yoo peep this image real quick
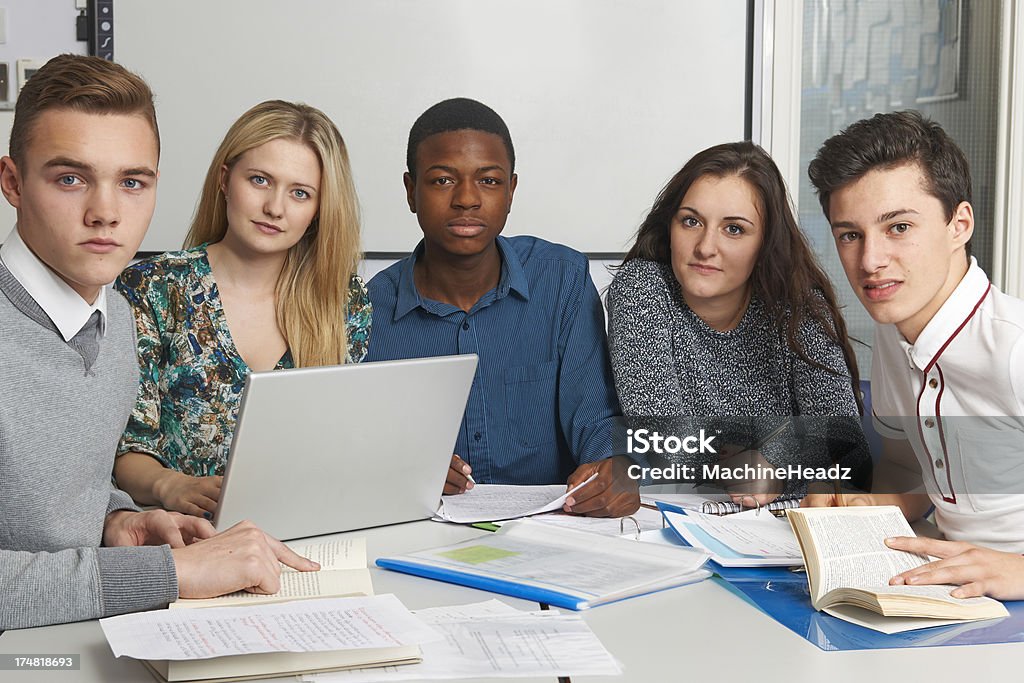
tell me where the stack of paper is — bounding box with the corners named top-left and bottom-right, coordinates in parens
top-left (304, 600), bottom-right (621, 681)
top-left (100, 594), bottom-right (438, 682)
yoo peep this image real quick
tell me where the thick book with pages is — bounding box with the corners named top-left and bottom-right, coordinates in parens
top-left (787, 506), bottom-right (1008, 633)
top-left (146, 539), bottom-right (416, 682)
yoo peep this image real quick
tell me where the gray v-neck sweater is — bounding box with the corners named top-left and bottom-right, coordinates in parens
top-left (0, 260), bottom-right (177, 630)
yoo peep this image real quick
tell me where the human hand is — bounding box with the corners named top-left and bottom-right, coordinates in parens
top-left (103, 509), bottom-right (216, 548)
top-left (886, 536), bottom-right (1024, 600)
top-left (172, 521), bottom-right (320, 598)
top-left (715, 448), bottom-right (784, 506)
top-left (563, 456), bottom-right (640, 517)
top-left (443, 454), bottom-right (474, 495)
top-left (153, 471), bottom-right (223, 517)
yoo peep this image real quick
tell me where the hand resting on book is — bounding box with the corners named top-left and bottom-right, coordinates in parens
top-left (886, 536), bottom-right (1024, 601)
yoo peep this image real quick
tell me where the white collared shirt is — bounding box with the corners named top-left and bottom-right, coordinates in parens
top-left (871, 257), bottom-right (1024, 552)
top-left (0, 226), bottom-right (108, 341)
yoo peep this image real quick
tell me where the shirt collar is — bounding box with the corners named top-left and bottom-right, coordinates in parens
top-left (0, 226), bottom-right (108, 341)
top-left (393, 236), bottom-right (531, 321)
top-left (903, 256), bottom-right (990, 370)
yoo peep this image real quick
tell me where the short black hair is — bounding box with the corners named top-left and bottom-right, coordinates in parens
top-left (808, 110), bottom-right (972, 223)
top-left (406, 98), bottom-right (515, 177)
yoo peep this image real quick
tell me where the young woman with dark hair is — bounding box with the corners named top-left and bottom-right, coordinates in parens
top-left (608, 141), bottom-right (868, 504)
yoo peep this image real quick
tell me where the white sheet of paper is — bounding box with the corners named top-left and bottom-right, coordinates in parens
top-left (435, 474), bottom-right (597, 523)
top-left (100, 595), bottom-right (437, 661)
top-left (527, 505), bottom-right (664, 537)
top-left (639, 492), bottom-right (722, 510)
top-left (302, 600), bottom-right (621, 681)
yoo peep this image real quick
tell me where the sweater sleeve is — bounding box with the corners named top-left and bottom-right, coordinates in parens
top-left (0, 544), bottom-right (178, 630)
top-left (106, 482), bottom-right (141, 515)
top-left (606, 260), bottom-right (684, 417)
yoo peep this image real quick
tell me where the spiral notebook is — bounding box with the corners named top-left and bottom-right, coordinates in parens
top-left (699, 494), bottom-right (802, 517)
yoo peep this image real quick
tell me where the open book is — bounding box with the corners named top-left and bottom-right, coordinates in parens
top-left (787, 506), bottom-right (1009, 633)
top-left (171, 538), bottom-right (373, 609)
top-left (147, 539), bottom-right (412, 681)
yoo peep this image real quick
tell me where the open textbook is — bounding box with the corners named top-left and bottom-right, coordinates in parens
top-left (434, 474), bottom-right (597, 523)
top-left (377, 518), bottom-right (711, 609)
top-left (100, 595), bottom-right (435, 682)
top-left (172, 538), bottom-right (373, 609)
top-left (787, 506), bottom-right (1009, 633)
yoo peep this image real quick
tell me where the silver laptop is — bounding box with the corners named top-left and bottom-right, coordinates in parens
top-left (213, 354), bottom-right (478, 540)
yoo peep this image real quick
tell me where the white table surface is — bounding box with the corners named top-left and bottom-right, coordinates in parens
top-left (0, 520), bottom-right (555, 683)
top-left (4, 517), bottom-right (1022, 683)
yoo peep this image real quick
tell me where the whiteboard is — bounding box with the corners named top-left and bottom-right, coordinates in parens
top-left (116, 0), bottom-right (749, 255)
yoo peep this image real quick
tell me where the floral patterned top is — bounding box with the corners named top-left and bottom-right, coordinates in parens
top-left (114, 245), bottom-right (371, 476)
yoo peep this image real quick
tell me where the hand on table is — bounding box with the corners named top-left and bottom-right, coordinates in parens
top-left (563, 455), bottom-right (640, 517)
top-left (172, 521), bottom-right (320, 598)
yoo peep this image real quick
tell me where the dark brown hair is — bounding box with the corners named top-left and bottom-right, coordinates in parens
top-left (623, 141), bottom-right (863, 412)
top-left (808, 110), bottom-right (971, 256)
top-left (9, 54), bottom-right (159, 164)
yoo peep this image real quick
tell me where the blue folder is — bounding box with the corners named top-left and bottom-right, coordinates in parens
top-left (653, 502), bottom-right (1024, 650)
top-left (720, 574), bottom-right (1024, 651)
top-left (375, 555), bottom-right (710, 611)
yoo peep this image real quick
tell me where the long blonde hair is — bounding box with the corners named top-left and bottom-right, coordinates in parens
top-left (185, 100), bottom-right (361, 367)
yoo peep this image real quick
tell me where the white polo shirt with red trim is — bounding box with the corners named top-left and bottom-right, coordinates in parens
top-left (871, 258), bottom-right (1024, 552)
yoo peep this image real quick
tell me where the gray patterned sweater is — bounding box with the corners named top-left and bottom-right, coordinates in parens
top-left (0, 261), bottom-right (177, 630)
top-left (606, 259), bottom-right (868, 479)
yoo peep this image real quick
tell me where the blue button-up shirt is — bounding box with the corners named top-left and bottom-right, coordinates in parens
top-left (366, 235), bottom-right (621, 485)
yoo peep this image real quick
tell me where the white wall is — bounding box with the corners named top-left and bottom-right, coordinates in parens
top-left (0, 0), bottom-right (87, 232)
top-left (115, 0), bottom-right (749, 255)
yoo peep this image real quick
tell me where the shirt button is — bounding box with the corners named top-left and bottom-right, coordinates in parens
top-left (929, 378), bottom-right (939, 389)
top-left (924, 418), bottom-right (935, 428)
top-left (463, 322), bottom-right (470, 331)
top-left (474, 432), bottom-right (482, 442)
top-left (935, 459), bottom-right (944, 469)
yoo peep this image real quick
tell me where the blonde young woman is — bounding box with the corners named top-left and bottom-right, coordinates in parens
top-left (113, 100), bottom-right (371, 517)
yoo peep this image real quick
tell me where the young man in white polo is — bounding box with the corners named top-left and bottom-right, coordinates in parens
top-left (806, 110), bottom-right (1024, 600)
top-left (0, 54), bottom-right (316, 631)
